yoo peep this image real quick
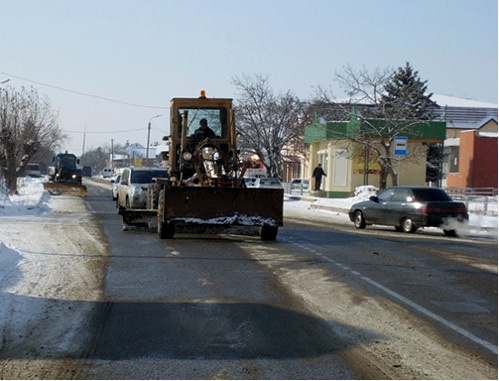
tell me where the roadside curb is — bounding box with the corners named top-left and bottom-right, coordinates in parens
top-left (310, 204), bottom-right (350, 214)
top-left (84, 176), bottom-right (112, 186)
top-left (285, 194), bottom-right (350, 215)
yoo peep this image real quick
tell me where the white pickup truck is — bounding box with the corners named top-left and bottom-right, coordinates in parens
top-left (116, 167), bottom-right (170, 210)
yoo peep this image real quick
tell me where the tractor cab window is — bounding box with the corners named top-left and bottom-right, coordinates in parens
top-left (58, 155), bottom-right (76, 167)
top-left (176, 108), bottom-right (228, 139)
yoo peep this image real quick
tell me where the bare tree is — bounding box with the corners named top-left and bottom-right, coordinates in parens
top-left (232, 74), bottom-right (306, 179)
top-left (80, 143), bottom-right (130, 174)
top-left (80, 146), bottom-right (109, 174)
top-left (334, 64), bottom-right (392, 107)
top-left (315, 63), bottom-right (435, 189)
top-left (0, 86), bottom-right (64, 193)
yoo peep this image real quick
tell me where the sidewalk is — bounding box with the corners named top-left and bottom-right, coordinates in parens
top-left (285, 193), bottom-right (350, 214)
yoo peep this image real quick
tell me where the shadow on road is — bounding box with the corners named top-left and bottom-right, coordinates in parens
top-left (0, 294), bottom-right (383, 361)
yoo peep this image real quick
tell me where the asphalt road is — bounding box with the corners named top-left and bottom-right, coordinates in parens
top-left (80, 178), bottom-right (497, 379)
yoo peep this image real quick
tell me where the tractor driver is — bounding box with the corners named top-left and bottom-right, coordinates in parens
top-left (192, 118), bottom-right (216, 139)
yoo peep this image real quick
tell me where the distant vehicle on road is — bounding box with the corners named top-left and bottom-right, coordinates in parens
top-left (111, 174), bottom-right (121, 201)
top-left (43, 152), bottom-right (86, 196)
top-left (348, 186), bottom-right (469, 236)
top-left (25, 163), bottom-right (41, 177)
top-left (82, 166), bottom-right (92, 177)
top-left (117, 167), bottom-right (170, 210)
top-left (103, 167), bottom-right (113, 178)
top-left (254, 177), bottom-right (283, 189)
top-left (290, 178), bottom-right (309, 193)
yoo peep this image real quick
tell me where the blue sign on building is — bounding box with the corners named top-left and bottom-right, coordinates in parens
top-left (394, 136), bottom-right (408, 155)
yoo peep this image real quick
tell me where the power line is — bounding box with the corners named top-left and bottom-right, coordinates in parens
top-left (65, 127), bottom-right (148, 134)
top-left (0, 70), bottom-right (168, 110)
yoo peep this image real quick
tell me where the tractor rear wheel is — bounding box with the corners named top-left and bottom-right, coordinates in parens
top-left (260, 226), bottom-right (278, 241)
top-left (158, 221), bottom-right (175, 239)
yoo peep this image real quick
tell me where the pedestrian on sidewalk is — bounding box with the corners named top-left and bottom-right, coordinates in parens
top-left (312, 163), bottom-right (326, 191)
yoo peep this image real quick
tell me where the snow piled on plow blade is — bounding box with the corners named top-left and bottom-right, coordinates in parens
top-left (42, 182), bottom-right (87, 197)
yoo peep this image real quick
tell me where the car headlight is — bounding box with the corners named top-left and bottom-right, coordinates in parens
top-left (183, 152), bottom-right (192, 161)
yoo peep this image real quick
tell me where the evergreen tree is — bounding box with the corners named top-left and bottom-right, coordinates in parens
top-left (381, 62), bottom-right (436, 120)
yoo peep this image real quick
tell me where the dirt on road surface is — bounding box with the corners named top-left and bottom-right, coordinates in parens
top-left (238, 237), bottom-right (497, 379)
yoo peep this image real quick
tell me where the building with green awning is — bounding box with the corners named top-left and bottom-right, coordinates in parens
top-left (304, 113), bottom-right (446, 197)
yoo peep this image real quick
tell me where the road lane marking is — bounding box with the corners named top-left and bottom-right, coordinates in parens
top-left (358, 275), bottom-right (498, 355)
top-left (292, 241), bottom-right (498, 355)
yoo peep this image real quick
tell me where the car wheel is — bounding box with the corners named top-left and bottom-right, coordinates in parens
top-left (443, 229), bottom-right (457, 237)
top-left (353, 210), bottom-right (366, 229)
top-left (401, 217), bottom-right (417, 233)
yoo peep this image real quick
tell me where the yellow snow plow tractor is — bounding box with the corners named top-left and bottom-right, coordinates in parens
top-left (120, 91), bottom-right (284, 240)
top-left (43, 152), bottom-right (87, 197)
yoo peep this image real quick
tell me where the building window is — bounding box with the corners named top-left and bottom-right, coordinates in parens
top-left (445, 146), bottom-right (459, 174)
top-left (333, 149), bottom-right (348, 186)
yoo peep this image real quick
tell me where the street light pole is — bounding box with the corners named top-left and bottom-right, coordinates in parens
top-left (147, 114), bottom-right (162, 166)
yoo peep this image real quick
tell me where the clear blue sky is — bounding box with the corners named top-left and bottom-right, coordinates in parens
top-left (1, 0), bottom-right (497, 155)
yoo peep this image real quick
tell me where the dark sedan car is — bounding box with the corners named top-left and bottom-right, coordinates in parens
top-left (348, 186), bottom-right (468, 236)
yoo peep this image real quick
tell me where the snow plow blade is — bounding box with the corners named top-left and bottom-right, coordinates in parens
top-left (121, 209), bottom-right (157, 231)
top-left (42, 182), bottom-right (87, 197)
top-left (158, 187), bottom-right (284, 240)
top-left (161, 187), bottom-right (283, 225)
top-left (120, 187), bottom-right (284, 240)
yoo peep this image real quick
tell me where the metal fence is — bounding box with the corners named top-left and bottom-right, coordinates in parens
top-left (444, 187), bottom-right (498, 197)
top-left (444, 187), bottom-right (498, 216)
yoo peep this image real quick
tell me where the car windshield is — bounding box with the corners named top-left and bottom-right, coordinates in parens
top-left (131, 170), bottom-right (168, 184)
top-left (260, 178), bottom-right (280, 186)
top-left (411, 188), bottom-right (452, 202)
top-left (176, 107), bottom-right (228, 138)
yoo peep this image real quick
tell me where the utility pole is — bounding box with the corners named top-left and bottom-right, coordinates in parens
top-left (81, 124), bottom-right (86, 156)
top-left (147, 114), bottom-right (162, 167)
top-left (111, 139), bottom-right (114, 170)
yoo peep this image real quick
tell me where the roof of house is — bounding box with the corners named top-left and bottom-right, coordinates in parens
top-left (313, 95), bottom-right (498, 132)
top-left (431, 94), bottom-right (497, 108)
